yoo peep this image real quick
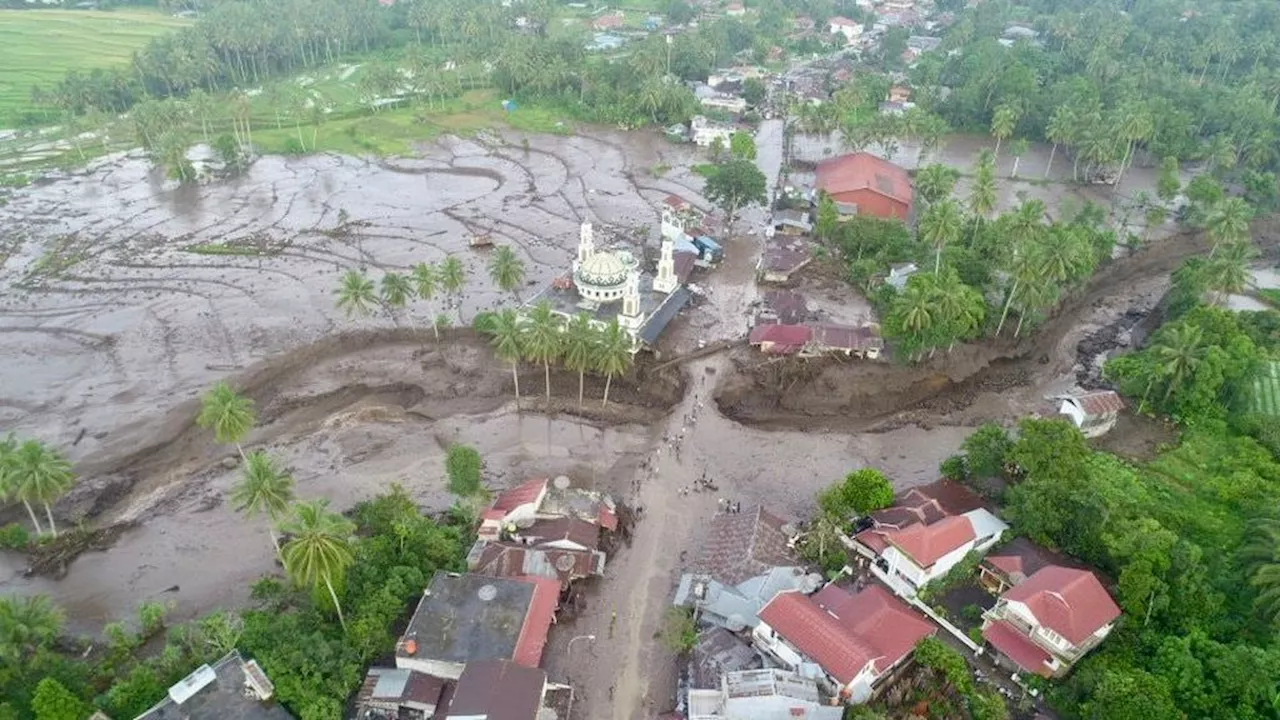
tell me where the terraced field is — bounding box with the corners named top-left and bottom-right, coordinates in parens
top-left (0, 9), bottom-right (190, 126)
top-left (1253, 360), bottom-right (1280, 416)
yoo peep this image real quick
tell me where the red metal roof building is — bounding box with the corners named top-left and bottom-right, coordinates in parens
top-left (755, 585), bottom-right (935, 702)
top-left (815, 153), bottom-right (913, 220)
top-left (982, 566), bottom-right (1121, 678)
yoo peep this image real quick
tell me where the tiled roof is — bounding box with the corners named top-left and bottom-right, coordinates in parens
top-left (691, 506), bottom-right (798, 586)
top-left (469, 541), bottom-right (602, 583)
top-left (1069, 390), bottom-right (1125, 417)
top-left (1004, 567), bottom-right (1120, 645)
top-left (816, 153), bottom-right (913, 206)
top-left (763, 290), bottom-right (807, 324)
top-left (513, 576), bottom-right (561, 668)
top-left (983, 537), bottom-right (1057, 586)
top-left (749, 324), bottom-right (812, 352)
top-left (759, 586), bottom-right (934, 684)
top-left (673, 251), bottom-right (698, 284)
top-left (520, 517), bottom-right (601, 550)
top-left (884, 515), bottom-right (975, 568)
top-left (904, 479), bottom-right (986, 516)
top-left (488, 478), bottom-right (548, 517)
top-left (983, 620), bottom-right (1054, 678)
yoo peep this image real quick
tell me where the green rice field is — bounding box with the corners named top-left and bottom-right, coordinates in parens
top-left (1252, 360), bottom-right (1280, 416)
top-left (0, 9), bottom-right (190, 126)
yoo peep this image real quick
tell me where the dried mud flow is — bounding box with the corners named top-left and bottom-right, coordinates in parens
top-left (716, 214), bottom-right (1280, 433)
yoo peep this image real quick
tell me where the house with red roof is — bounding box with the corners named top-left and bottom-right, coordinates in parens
top-left (753, 584), bottom-right (936, 703)
top-left (478, 476), bottom-right (618, 542)
top-left (851, 480), bottom-right (1007, 594)
top-left (396, 572), bottom-right (560, 680)
top-left (981, 566), bottom-right (1121, 678)
top-left (815, 153), bottom-right (913, 221)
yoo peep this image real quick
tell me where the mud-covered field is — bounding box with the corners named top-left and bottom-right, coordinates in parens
top-left (1, 123), bottom-right (1269, 720)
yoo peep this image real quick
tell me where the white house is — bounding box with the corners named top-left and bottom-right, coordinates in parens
top-left (854, 507), bottom-right (1008, 595)
top-left (828, 16), bottom-right (863, 43)
top-left (1057, 389), bottom-right (1124, 437)
top-left (982, 566), bottom-right (1121, 678)
top-left (754, 585), bottom-right (935, 703)
top-left (688, 669), bottom-right (843, 719)
top-left (691, 115), bottom-right (735, 147)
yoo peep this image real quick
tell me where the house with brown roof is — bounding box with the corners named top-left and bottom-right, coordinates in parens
top-left (356, 660), bottom-right (573, 720)
top-left (1056, 389), bottom-right (1123, 437)
top-left (978, 537), bottom-right (1061, 595)
top-left (982, 566), bottom-right (1121, 678)
top-left (748, 323), bottom-right (883, 359)
top-left (395, 572), bottom-right (560, 680)
top-left (753, 584), bottom-right (936, 703)
top-left (815, 153), bottom-right (913, 221)
top-left (758, 238), bottom-right (813, 284)
top-left (673, 507), bottom-right (822, 631)
top-left (475, 475), bottom-right (617, 566)
top-left (467, 541), bottom-right (606, 585)
top-left (851, 481), bottom-right (1007, 594)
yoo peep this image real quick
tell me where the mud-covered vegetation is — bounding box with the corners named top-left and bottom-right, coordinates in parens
top-left (0, 486), bottom-right (470, 720)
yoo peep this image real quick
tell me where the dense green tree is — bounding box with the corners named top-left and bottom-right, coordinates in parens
top-left (920, 198), bottom-right (964, 273)
top-left (818, 468), bottom-right (895, 519)
top-left (729, 131), bottom-right (757, 161)
top-left (703, 159), bottom-right (767, 226)
top-left (0, 595), bottom-right (64, 662)
top-left (961, 423), bottom-right (1013, 479)
top-left (444, 444), bottom-right (483, 497)
top-left (915, 163), bottom-right (960, 205)
top-left (31, 677), bottom-right (88, 720)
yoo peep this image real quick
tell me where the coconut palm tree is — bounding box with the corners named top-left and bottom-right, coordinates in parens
top-left (1045, 105), bottom-right (1075, 179)
top-left (410, 262), bottom-right (441, 339)
top-left (439, 255), bottom-right (467, 322)
top-left (1200, 241), bottom-right (1255, 305)
top-left (1153, 323), bottom-right (1206, 401)
top-left (231, 451), bottom-right (295, 556)
top-left (334, 268), bottom-right (378, 318)
top-left (596, 319), bottom-right (634, 409)
top-left (1243, 517), bottom-right (1280, 625)
top-left (484, 308), bottom-right (525, 406)
top-left (931, 270), bottom-right (985, 352)
top-left (893, 280), bottom-right (935, 360)
top-left (10, 440), bottom-right (76, 539)
top-left (1009, 138), bottom-right (1030, 178)
top-left (914, 164), bottom-right (959, 207)
top-left (1205, 197), bottom-right (1253, 254)
top-left (523, 302), bottom-right (563, 406)
top-left (920, 198), bottom-right (963, 274)
top-left (196, 381), bottom-right (257, 459)
top-left (990, 104), bottom-right (1020, 159)
top-left (995, 243), bottom-right (1041, 337)
top-left (968, 151), bottom-right (998, 230)
top-left (562, 313), bottom-right (599, 408)
top-left (379, 271), bottom-right (415, 326)
top-left (0, 595), bottom-right (65, 662)
top-left (0, 434), bottom-right (39, 535)
top-left (488, 245), bottom-right (526, 302)
top-left (279, 499), bottom-right (356, 632)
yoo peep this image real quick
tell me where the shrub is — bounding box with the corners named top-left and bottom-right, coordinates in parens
top-left (0, 523), bottom-right (31, 550)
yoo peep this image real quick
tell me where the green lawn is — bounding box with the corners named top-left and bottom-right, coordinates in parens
top-left (0, 9), bottom-right (190, 126)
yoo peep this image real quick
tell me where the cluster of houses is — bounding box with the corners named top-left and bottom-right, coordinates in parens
top-left (139, 476), bottom-right (619, 720)
top-left (669, 479), bottom-right (1124, 716)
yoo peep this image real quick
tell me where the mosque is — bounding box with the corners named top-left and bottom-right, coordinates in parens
top-left (530, 223), bottom-right (692, 349)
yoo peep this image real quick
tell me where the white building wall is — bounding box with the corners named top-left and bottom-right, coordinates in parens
top-left (724, 694), bottom-right (843, 719)
top-left (394, 656), bottom-right (464, 680)
top-left (752, 622), bottom-right (805, 667)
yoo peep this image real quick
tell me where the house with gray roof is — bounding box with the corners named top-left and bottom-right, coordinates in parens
top-left (674, 507), bottom-right (823, 631)
top-left (135, 650), bottom-right (291, 720)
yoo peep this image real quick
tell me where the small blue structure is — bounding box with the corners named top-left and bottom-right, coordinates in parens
top-left (502, 99), bottom-right (519, 112)
top-left (693, 236), bottom-right (723, 262)
top-left (586, 32), bottom-right (626, 51)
